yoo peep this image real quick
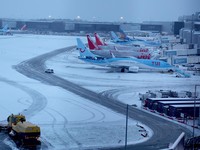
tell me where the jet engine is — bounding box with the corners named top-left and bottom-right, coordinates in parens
top-left (129, 66), bottom-right (139, 73)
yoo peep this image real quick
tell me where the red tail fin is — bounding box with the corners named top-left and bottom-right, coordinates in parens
top-left (94, 33), bottom-right (106, 46)
top-left (86, 35), bottom-right (100, 50)
top-left (20, 24), bottom-right (27, 31)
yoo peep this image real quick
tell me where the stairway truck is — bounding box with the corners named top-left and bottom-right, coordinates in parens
top-left (7, 114), bottom-right (41, 145)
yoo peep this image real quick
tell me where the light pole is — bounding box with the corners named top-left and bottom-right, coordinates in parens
top-left (125, 104), bottom-right (129, 150)
top-left (190, 14), bottom-right (194, 45)
top-left (193, 84), bottom-right (200, 149)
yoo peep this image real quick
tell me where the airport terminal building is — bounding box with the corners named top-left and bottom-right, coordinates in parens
top-left (0, 12), bottom-right (199, 33)
top-left (0, 12), bottom-right (199, 48)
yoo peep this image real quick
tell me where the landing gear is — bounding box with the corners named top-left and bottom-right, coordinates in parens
top-left (121, 68), bottom-right (129, 73)
top-left (168, 69), bottom-right (174, 73)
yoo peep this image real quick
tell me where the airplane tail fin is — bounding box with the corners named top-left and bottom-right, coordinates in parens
top-left (110, 31), bottom-right (120, 42)
top-left (86, 35), bottom-right (100, 50)
top-left (2, 25), bottom-right (8, 32)
top-left (119, 28), bottom-right (127, 39)
top-left (94, 33), bottom-right (106, 46)
top-left (119, 28), bottom-right (131, 41)
top-left (76, 38), bottom-right (97, 58)
top-left (20, 24), bottom-right (27, 31)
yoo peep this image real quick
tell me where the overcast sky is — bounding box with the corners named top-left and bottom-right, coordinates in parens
top-left (1, 0), bottom-right (199, 22)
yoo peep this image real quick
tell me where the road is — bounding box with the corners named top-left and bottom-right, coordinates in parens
top-left (13, 46), bottom-right (192, 150)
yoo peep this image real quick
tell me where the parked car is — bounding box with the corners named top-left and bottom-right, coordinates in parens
top-left (45, 69), bottom-right (54, 73)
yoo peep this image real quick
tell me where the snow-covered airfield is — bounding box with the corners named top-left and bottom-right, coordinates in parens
top-left (0, 34), bottom-right (199, 149)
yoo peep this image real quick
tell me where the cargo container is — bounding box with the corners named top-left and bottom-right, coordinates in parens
top-left (144, 98), bottom-right (194, 109)
top-left (168, 104), bottom-right (200, 118)
top-left (156, 100), bottom-right (200, 113)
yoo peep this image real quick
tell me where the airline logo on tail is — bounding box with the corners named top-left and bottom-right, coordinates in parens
top-left (80, 47), bottom-right (86, 53)
top-left (77, 38), bottom-right (99, 58)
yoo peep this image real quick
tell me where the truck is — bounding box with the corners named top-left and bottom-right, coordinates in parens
top-left (7, 114), bottom-right (41, 146)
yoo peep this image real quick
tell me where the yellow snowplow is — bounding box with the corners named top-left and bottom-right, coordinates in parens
top-left (7, 114), bottom-right (41, 146)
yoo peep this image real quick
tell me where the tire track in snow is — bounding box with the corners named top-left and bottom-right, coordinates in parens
top-left (17, 98), bottom-right (82, 149)
top-left (63, 98), bottom-right (106, 123)
top-left (0, 76), bottom-right (47, 119)
top-left (14, 98), bottom-right (69, 149)
top-left (0, 76), bottom-right (48, 149)
top-left (47, 107), bottom-right (83, 149)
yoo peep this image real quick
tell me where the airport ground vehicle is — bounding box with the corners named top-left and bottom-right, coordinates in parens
top-left (45, 68), bottom-right (54, 73)
top-left (0, 114), bottom-right (41, 147)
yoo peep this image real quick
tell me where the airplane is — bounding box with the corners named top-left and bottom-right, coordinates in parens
top-left (0, 25), bottom-right (12, 35)
top-left (128, 30), bottom-right (161, 42)
top-left (94, 32), bottom-right (152, 55)
top-left (87, 34), bottom-right (151, 59)
top-left (94, 32), bottom-right (142, 51)
top-left (77, 38), bottom-right (179, 73)
top-left (111, 29), bottom-right (161, 47)
top-left (110, 31), bottom-right (132, 44)
top-left (77, 38), bottom-right (190, 78)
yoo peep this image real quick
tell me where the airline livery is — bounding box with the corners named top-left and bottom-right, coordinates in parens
top-left (111, 29), bottom-right (161, 47)
top-left (87, 34), bottom-right (151, 59)
top-left (77, 38), bottom-right (190, 78)
top-left (77, 38), bottom-right (175, 73)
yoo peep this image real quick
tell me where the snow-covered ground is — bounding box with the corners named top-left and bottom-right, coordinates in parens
top-left (0, 34), bottom-right (156, 150)
top-left (48, 48), bottom-right (200, 107)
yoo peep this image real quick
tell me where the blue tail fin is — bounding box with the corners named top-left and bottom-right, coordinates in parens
top-left (2, 24), bottom-right (8, 32)
top-left (119, 28), bottom-right (132, 41)
top-left (110, 31), bottom-right (120, 42)
top-left (119, 28), bottom-right (127, 39)
top-left (76, 38), bottom-right (97, 58)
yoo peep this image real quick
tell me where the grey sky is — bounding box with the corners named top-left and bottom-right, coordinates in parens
top-left (1, 0), bottom-right (200, 22)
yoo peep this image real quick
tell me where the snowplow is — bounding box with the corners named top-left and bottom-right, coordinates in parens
top-left (0, 114), bottom-right (41, 147)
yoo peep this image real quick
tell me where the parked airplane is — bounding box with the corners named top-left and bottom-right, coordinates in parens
top-left (110, 31), bottom-right (132, 44)
top-left (94, 33), bottom-right (151, 54)
top-left (0, 24), bottom-right (27, 35)
top-left (77, 38), bottom-right (176, 73)
top-left (129, 30), bottom-right (161, 42)
top-left (94, 33), bottom-right (130, 49)
top-left (0, 25), bottom-right (12, 35)
top-left (87, 34), bottom-right (151, 59)
top-left (111, 29), bottom-right (161, 47)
